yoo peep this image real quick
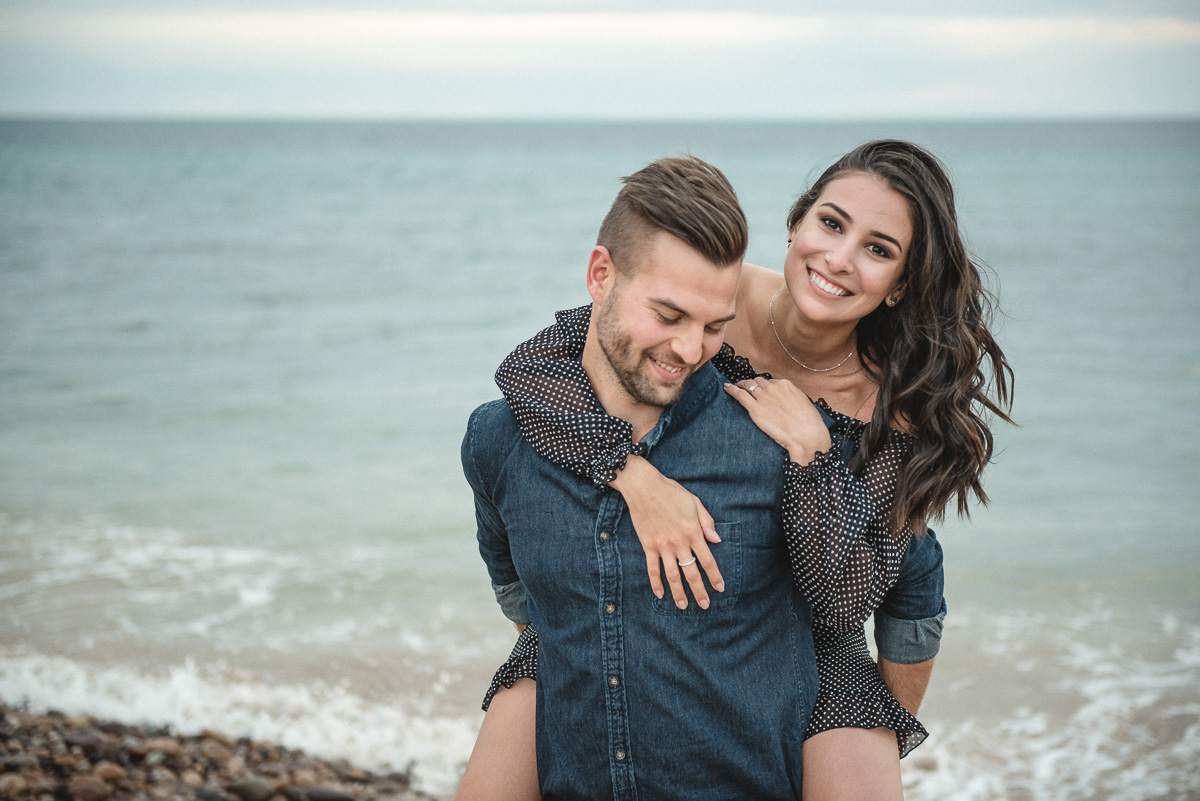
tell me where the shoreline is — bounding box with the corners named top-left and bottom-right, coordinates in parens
top-left (0, 703), bottom-right (439, 801)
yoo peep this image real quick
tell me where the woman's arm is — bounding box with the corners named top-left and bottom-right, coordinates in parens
top-left (724, 377), bottom-right (912, 631)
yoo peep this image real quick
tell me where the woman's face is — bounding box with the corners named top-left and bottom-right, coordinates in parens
top-left (783, 171), bottom-right (913, 328)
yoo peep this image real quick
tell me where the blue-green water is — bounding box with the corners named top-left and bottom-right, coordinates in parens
top-left (2, 120), bottom-right (1198, 797)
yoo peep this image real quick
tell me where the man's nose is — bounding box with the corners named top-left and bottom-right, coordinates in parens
top-left (673, 326), bottom-right (706, 365)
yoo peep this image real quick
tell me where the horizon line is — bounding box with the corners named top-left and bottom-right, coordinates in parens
top-left (3, 112), bottom-right (1198, 125)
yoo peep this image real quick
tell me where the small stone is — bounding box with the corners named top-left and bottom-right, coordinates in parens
top-left (383, 772), bottom-right (410, 787)
top-left (200, 729), bottom-right (237, 748)
top-left (180, 770), bottom-right (205, 788)
top-left (53, 753), bottom-right (79, 768)
top-left (374, 781), bottom-right (407, 797)
top-left (303, 789), bottom-right (356, 801)
top-left (65, 714), bottom-right (93, 729)
top-left (30, 775), bottom-right (60, 794)
top-left (197, 786), bottom-right (233, 801)
top-left (289, 769), bottom-right (317, 788)
top-left (148, 766), bottom-right (177, 785)
top-left (226, 755), bottom-right (247, 777)
top-left (95, 721), bottom-right (133, 737)
top-left (231, 776), bottom-right (274, 801)
top-left (200, 739), bottom-right (232, 762)
top-left (63, 729), bottom-right (105, 750)
top-left (143, 737), bottom-right (183, 757)
top-left (6, 753), bottom-right (40, 770)
top-left (93, 761), bottom-right (127, 783)
top-left (144, 751), bottom-right (166, 767)
top-left (0, 773), bottom-right (29, 797)
top-left (67, 775), bottom-right (111, 801)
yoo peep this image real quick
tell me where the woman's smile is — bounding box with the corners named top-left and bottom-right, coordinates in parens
top-left (808, 268), bottom-right (851, 298)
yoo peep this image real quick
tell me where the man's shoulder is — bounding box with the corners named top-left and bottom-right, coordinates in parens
top-left (461, 399), bottom-right (523, 487)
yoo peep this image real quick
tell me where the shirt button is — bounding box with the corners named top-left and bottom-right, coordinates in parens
top-left (599, 531), bottom-right (611, 541)
top-left (608, 675), bottom-right (620, 687)
top-left (615, 749), bottom-right (626, 761)
top-left (605, 603), bottom-right (616, 614)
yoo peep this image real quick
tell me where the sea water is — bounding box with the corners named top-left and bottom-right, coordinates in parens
top-left (1, 119), bottom-right (1198, 798)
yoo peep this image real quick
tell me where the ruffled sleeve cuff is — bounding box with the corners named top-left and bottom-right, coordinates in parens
top-left (481, 625), bottom-right (540, 711)
top-left (783, 446), bottom-right (844, 486)
top-left (588, 440), bottom-right (648, 488)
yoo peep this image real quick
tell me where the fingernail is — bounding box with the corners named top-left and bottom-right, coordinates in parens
top-left (710, 531), bottom-right (722, 542)
top-left (715, 582), bottom-right (725, 593)
top-left (655, 589), bottom-right (663, 599)
top-left (676, 599), bottom-right (688, 610)
top-left (699, 598), bottom-right (709, 609)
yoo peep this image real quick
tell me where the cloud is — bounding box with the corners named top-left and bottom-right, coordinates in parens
top-left (1, 9), bottom-right (1197, 117)
top-left (7, 11), bottom-right (1198, 67)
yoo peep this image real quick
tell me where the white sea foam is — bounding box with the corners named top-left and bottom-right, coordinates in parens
top-left (0, 654), bottom-right (478, 798)
top-left (902, 608), bottom-right (1200, 801)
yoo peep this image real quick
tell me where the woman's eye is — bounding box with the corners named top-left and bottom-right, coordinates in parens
top-left (868, 243), bottom-right (892, 258)
top-left (821, 217), bottom-right (841, 232)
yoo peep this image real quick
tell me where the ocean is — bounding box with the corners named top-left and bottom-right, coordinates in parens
top-left (1, 119), bottom-right (1198, 799)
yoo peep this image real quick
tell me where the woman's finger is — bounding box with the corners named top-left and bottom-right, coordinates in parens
top-left (692, 497), bottom-right (724, 591)
top-left (660, 559), bottom-right (690, 609)
top-left (644, 552), bottom-right (666, 600)
top-left (678, 556), bottom-right (710, 609)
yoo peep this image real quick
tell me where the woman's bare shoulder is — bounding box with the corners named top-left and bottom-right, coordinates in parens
top-left (735, 263), bottom-right (784, 310)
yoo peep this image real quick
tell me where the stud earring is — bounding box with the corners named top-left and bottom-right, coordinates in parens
top-left (886, 296), bottom-right (899, 307)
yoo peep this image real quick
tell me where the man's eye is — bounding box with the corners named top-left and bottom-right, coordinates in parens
top-left (657, 314), bottom-right (680, 324)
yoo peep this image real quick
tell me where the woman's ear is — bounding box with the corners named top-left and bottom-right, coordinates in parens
top-left (586, 246), bottom-right (618, 303)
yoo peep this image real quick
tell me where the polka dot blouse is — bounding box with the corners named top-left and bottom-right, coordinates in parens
top-left (486, 304), bottom-right (929, 756)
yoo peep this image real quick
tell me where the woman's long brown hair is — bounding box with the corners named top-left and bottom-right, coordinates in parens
top-left (787, 140), bottom-right (1015, 532)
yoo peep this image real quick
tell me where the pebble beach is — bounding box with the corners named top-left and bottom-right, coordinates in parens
top-left (0, 704), bottom-right (435, 801)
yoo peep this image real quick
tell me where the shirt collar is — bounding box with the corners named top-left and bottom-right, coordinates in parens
top-left (637, 362), bottom-right (720, 449)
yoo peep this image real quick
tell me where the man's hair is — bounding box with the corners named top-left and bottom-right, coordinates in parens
top-left (597, 155), bottom-right (747, 272)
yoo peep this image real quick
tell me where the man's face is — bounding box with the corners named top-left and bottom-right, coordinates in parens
top-left (591, 231), bottom-right (740, 412)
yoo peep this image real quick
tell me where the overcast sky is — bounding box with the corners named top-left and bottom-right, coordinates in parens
top-left (2, 0), bottom-right (1198, 119)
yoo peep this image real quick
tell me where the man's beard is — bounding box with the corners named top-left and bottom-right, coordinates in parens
top-left (594, 294), bottom-right (695, 409)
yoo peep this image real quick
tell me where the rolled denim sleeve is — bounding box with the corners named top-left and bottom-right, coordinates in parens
top-left (492, 579), bottom-right (530, 625)
top-left (873, 528), bottom-right (947, 664)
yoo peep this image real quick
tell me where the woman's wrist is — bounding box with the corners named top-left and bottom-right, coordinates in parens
top-left (781, 431), bottom-right (832, 466)
top-left (610, 453), bottom-right (651, 496)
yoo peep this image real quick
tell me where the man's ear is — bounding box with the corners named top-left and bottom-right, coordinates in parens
top-left (586, 246), bottom-right (618, 304)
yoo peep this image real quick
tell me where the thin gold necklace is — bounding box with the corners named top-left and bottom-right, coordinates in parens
top-left (769, 287), bottom-right (856, 373)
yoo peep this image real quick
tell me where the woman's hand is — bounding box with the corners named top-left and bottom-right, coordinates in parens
top-left (723, 378), bottom-right (832, 465)
top-left (610, 455), bottom-right (724, 610)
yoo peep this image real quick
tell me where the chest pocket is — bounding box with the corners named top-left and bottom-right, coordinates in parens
top-left (652, 522), bottom-right (743, 615)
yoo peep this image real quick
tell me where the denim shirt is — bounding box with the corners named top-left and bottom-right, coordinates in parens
top-left (463, 363), bottom-right (818, 800)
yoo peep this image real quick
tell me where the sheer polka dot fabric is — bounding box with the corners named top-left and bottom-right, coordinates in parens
top-left (489, 305), bottom-right (927, 754)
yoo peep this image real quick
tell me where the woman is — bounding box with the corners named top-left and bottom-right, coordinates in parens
top-left (459, 140), bottom-right (1013, 800)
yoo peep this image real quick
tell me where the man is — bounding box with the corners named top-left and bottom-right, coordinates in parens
top-left (461, 156), bottom-right (819, 799)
